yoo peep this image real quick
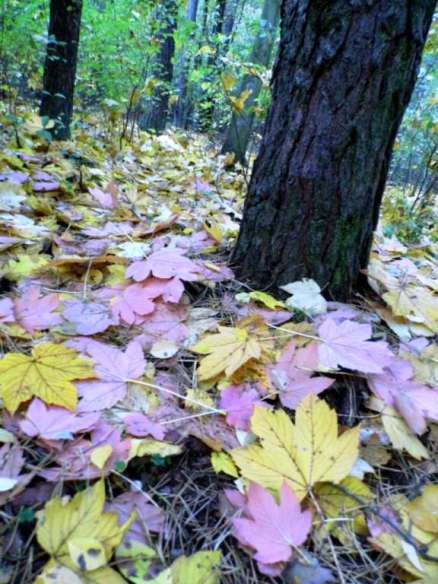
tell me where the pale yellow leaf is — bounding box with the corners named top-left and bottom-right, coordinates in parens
top-left (231, 396), bottom-right (359, 501)
top-left (36, 481), bottom-right (134, 573)
top-left (381, 405), bottom-right (429, 460)
top-left (90, 445), bottom-right (113, 470)
top-left (407, 485), bottom-right (438, 533)
top-left (0, 343), bottom-right (94, 413)
top-left (191, 326), bottom-right (262, 381)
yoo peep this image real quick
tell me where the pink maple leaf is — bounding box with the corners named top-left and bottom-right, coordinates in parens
top-left (19, 399), bottom-right (100, 441)
top-left (63, 300), bottom-right (116, 335)
top-left (124, 413), bottom-right (166, 440)
top-left (219, 385), bottom-right (264, 430)
top-left (77, 341), bottom-right (146, 411)
top-left (39, 421), bottom-right (131, 481)
top-left (126, 248), bottom-right (201, 282)
top-left (269, 342), bottom-right (334, 409)
top-left (233, 482), bottom-right (312, 565)
top-left (83, 221), bottom-right (133, 238)
top-left (0, 443), bottom-right (33, 505)
top-left (14, 286), bottom-right (62, 333)
top-left (107, 492), bottom-right (165, 541)
top-left (368, 358), bottom-right (438, 434)
top-left (88, 186), bottom-right (116, 209)
top-left (0, 298), bottom-right (15, 324)
top-left (135, 302), bottom-right (188, 348)
top-left (140, 277), bottom-right (185, 303)
top-left (318, 317), bottom-right (393, 374)
top-left (111, 284), bottom-right (156, 325)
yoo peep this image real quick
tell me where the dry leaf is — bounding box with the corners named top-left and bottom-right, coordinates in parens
top-left (231, 395), bottom-right (359, 501)
top-left (0, 343), bottom-right (94, 413)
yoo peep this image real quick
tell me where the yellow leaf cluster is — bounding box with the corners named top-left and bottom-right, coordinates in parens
top-left (407, 485), bottom-right (438, 533)
top-left (0, 343), bottom-right (94, 413)
top-left (36, 481), bottom-right (134, 581)
top-left (316, 477), bottom-right (374, 541)
top-left (191, 326), bottom-right (262, 381)
top-left (370, 493), bottom-right (438, 582)
top-left (149, 550), bottom-right (221, 584)
top-left (231, 395), bottom-right (359, 501)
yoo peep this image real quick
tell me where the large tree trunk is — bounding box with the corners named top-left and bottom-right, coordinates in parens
top-left (40, 0), bottom-right (83, 140)
top-left (174, 0), bottom-right (200, 128)
top-left (222, 0), bottom-right (280, 164)
top-left (139, 0), bottom-right (178, 133)
top-left (232, 0), bottom-right (436, 300)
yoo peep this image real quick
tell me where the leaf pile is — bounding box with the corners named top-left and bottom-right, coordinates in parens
top-left (0, 114), bottom-right (437, 583)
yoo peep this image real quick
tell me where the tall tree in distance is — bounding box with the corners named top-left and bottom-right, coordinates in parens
top-left (140, 0), bottom-right (178, 133)
top-left (40, 0), bottom-right (83, 140)
top-left (199, 0), bottom-right (235, 131)
top-left (232, 0), bottom-right (436, 300)
top-left (222, 0), bottom-right (280, 164)
top-left (174, 0), bottom-right (200, 127)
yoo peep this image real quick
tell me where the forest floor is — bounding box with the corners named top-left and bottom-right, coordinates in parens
top-left (0, 110), bottom-right (437, 584)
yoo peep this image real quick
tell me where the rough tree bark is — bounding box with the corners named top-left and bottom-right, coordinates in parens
top-left (40, 0), bottom-right (83, 140)
top-left (232, 0), bottom-right (436, 300)
top-left (222, 0), bottom-right (280, 164)
top-left (139, 0), bottom-right (178, 133)
top-left (174, 0), bottom-right (200, 127)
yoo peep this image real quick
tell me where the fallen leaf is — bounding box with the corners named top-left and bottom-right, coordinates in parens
top-left (281, 279), bottom-right (327, 316)
top-left (63, 300), bottom-right (117, 335)
top-left (14, 286), bottom-right (62, 334)
top-left (192, 326), bottom-right (262, 381)
top-left (0, 343), bottom-right (94, 413)
top-left (36, 481), bottom-right (134, 574)
top-left (268, 342), bottom-right (334, 409)
top-left (19, 399), bottom-right (100, 440)
top-left (231, 395), bottom-right (359, 501)
top-left (76, 341), bottom-right (146, 411)
top-left (406, 485), bottom-right (438, 533)
top-left (126, 248), bottom-right (201, 282)
top-left (234, 482), bottom-right (312, 565)
top-left (219, 385), bottom-right (264, 430)
top-left (318, 317), bottom-right (392, 373)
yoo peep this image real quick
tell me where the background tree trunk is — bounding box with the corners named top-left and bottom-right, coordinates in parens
top-left (199, 0), bottom-right (229, 131)
top-left (222, 0), bottom-right (280, 164)
top-left (139, 0), bottom-right (178, 133)
top-left (40, 0), bottom-right (83, 140)
top-left (232, 0), bottom-right (436, 300)
top-left (174, 0), bottom-right (200, 127)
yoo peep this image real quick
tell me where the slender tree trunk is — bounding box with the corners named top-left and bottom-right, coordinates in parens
top-left (40, 0), bottom-right (83, 140)
top-left (232, 0), bottom-right (436, 300)
top-left (174, 0), bottom-right (200, 127)
top-left (222, 0), bottom-right (280, 164)
top-left (139, 0), bottom-right (178, 133)
top-left (199, 0), bottom-right (228, 131)
top-left (222, 0), bottom-right (240, 42)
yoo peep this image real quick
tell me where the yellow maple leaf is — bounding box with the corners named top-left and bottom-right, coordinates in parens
top-left (36, 562), bottom-right (126, 584)
top-left (316, 477), bottom-right (374, 539)
top-left (191, 326), bottom-right (262, 381)
top-left (407, 485), bottom-right (438, 533)
top-left (36, 481), bottom-right (134, 575)
top-left (211, 452), bottom-right (238, 477)
top-left (379, 403), bottom-right (430, 460)
top-left (0, 343), bottom-right (94, 413)
top-left (4, 255), bottom-right (50, 281)
top-left (370, 494), bottom-right (438, 582)
top-left (383, 285), bottom-right (437, 334)
top-left (229, 89), bottom-right (252, 114)
top-left (231, 395), bottom-right (359, 501)
top-left (150, 550), bottom-right (222, 584)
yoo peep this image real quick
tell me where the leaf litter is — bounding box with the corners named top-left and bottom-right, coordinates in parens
top-left (0, 117), bottom-right (437, 583)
